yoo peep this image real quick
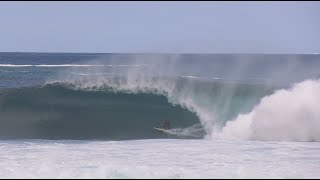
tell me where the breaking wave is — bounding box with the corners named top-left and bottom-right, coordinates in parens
top-left (214, 78), bottom-right (320, 142)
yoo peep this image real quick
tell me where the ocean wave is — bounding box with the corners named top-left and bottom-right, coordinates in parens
top-left (44, 77), bottom-right (274, 139)
top-left (51, 74), bottom-right (320, 142)
top-left (2, 72), bottom-right (318, 142)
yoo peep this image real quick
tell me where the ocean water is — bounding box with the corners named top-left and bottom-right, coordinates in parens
top-left (0, 53), bottom-right (320, 178)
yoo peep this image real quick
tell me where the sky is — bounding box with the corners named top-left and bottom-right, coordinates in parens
top-left (0, 1), bottom-right (319, 54)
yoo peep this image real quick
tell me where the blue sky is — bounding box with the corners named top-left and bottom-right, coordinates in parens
top-left (0, 1), bottom-right (319, 53)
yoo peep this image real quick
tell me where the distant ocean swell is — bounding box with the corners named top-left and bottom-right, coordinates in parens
top-left (0, 64), bottom-right (147, 67)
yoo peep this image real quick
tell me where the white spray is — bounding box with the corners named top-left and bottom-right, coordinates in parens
top-left (214, 79), bottom-right (320, 142)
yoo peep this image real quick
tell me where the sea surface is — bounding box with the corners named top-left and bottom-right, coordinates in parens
top-left (0, 52), bottom-right (319, 178)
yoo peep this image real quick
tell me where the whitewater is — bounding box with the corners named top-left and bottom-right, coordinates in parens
top-left (1, 140), bottom-right (319, 179)
top-left (0, 53), bottom-right (320, 178)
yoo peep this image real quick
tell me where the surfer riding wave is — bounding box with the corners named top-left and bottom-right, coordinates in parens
top-left (161, 120), bottom-right (171, 130)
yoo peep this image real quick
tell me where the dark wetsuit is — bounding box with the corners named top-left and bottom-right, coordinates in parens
top-left (162, 120), bottom-right (171, 130)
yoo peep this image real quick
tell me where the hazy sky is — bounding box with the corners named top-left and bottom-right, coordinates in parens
top-left (0, 1), bottom-right (319, 53)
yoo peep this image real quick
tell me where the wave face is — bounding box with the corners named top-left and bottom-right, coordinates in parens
top-left (0, 84), bottom-right (202, 140)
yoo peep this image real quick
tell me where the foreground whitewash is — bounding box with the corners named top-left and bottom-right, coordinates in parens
top-left (0, 139), bottom-right (319, 179)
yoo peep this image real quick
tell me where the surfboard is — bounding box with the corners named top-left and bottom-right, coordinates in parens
top-left (153, 127), bottom-right (184, 137)
top-left (153, 127), bottom-right (169, 133)
top-left (154, 127), bottom-right (202, 138)
top-left (154, 127), bottom-right (178, 136)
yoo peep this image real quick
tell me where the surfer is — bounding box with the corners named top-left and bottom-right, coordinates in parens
top-left (162, 120), bottom-right (171, 130)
